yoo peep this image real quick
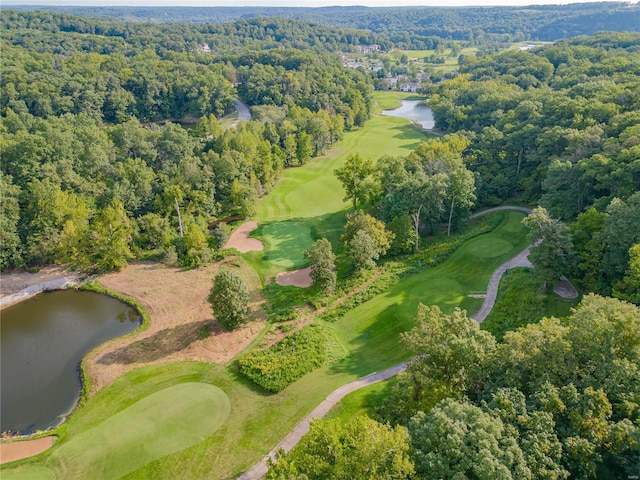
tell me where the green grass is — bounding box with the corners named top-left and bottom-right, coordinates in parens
top-left (325, 377), bottom-right (397, 423)
top-left (247, 91), bottom-right (435, 283)
top-left (49, 383), bottom-right (229, 480)
top-left (481, 268), bottom-right (581, 341)
top-left (260, 220), bottom-right (314, 269)
top-left (332, 211), bottom-right (529, 373)
top-left (372, 91), bottom-right (426, 112)
top-left (3, 382), bottom-right (230, 480)
top-left (2, 211), bottom-right (532, 480)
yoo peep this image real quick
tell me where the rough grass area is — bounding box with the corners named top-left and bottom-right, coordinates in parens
top-left (481, 268), bottom-right (581, 341)
top-left (4, 383), bottom-right (230, 480)
top-left (86, 257), bottom-right (266, 393)
top-left (2, 212), bottom-right (532, 480)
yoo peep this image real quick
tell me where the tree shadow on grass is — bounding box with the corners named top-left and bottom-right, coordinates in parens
top-left (327, 302), bottom-right (413, 378)
top-left (388, 124), bottom-right (430, 147)
top-left (98, 320), bottom-right (217, 364)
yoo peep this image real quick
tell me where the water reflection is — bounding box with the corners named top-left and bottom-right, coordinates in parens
top-left (0, 290), bottom-right (140, 434)
top-left (382, 100), bottom-right (435, 130)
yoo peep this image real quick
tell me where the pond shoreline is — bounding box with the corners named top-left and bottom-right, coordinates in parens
top-left (0, 276), bottom-right (82, 310)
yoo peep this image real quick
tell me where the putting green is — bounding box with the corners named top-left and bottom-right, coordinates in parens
top-left (44, 383), bottom-right (230, 480)
top-left (466, 237), bottom-right (513, 258)
top-left (2, 466), bottom-right (55, 480)
top-left (261, 221), bottom-right (314, 269)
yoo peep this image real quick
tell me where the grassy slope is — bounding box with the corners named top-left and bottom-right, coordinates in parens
top-left (2, 212), bottom-right (530, 480)
top-left (3, 381), bottom-right (230, 480)
top-left (250, 91), bottom-right (433, 279)
top-left (332, 211), bottom-right (529, 374)
top-left (2, 98), bottom-right (532, 480)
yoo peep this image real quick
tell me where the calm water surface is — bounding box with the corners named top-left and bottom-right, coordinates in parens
top-left (1, 290), bottom-right (140, 434)
top-left (382, 100), bottom-right (435, 129)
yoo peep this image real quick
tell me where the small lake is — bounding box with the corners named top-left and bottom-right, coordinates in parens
top-left (381, 100), bottom-right (435, 130)
top-left (0, 290), bottom-right (141, 435)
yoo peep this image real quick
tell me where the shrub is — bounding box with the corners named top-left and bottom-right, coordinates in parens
top-left (237, 325), bottom-right (328, 392)
top-left (209, 270), bottom-right (250, 330)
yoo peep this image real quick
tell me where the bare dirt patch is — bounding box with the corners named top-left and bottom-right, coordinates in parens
top-left (225, 221), bottom-right (264, 253)
top-left (0, 266), bottom-right (81, 309)
top-left (85, 259), bottom-right (266, 394)
top-left (0, 436), bottom-right (55, 464)
top-left (275, 267), bottom-right (313, 288)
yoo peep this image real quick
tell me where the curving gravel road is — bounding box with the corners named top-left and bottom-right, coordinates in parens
top-left (237, 206), bottom-right (534, 480)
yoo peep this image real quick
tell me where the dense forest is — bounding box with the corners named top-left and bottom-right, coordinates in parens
top-left (1, 10), bottom-right (373, 272)
top-left (9, 3), bottom-right (640, 47)
top-left (428, 31), bottom-right (640, 302)
top-left (270, 295), bottom-right (640, 479)
top-left (1, 7), bottom-right (639, 480)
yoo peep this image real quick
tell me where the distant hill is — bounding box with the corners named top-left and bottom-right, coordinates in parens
top-left (6, 3), bottom-right (640, 45)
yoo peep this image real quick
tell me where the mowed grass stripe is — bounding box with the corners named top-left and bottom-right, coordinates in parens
top-left (257, 102), bottom-right (433, 223)
top-left (45, 383), bottom-right (229, 480)
top-left (332, 211), bottom-right (529, 373)
top-left (253, 97), bottom-right (433, 274)
top-left (2, 212), bottom-right (530, 480)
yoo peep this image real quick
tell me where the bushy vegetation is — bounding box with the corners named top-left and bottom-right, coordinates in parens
top-left (374, 295), bottom-right (640, 479)
top-left (428, 32), bottom-right (640, 303)
top-left (0, 11), bottom-right (374, 273)
top-left (481, 268), bottom-right (551, 341)
top-left (237, 324), bottom-right (331, 392)
top-left (209, 270), bottom-right (250, 330)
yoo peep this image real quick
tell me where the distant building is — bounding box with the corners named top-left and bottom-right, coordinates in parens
top-left (197, 43), bottom-right (211, 53)
top-left (356, 44), bottom-right (381, 54)
top-left (399, 82), bottom-right (420, 92)
top-left (518, 44), bottom-right (537, 51)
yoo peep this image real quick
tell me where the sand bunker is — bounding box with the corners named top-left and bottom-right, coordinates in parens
top-left (275, 267), bottom-right (313, 288)
top-left (0, 436), bottom-right (55, 464)
top-left (225, 221), bottom-right (264, 253)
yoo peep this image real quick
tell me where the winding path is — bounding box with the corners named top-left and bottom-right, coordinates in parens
top-left (234, 99), bottom-right (251, 125)
top-left (238, 206), bottom-right (534, 479)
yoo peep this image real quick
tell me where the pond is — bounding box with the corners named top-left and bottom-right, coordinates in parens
top-left (0, 290), bottom-right (141, 435)
top-left (381, 100), bottom-right (435, 130)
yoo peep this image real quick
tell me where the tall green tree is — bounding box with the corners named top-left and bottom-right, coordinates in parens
top-left (334, 153), bottom-right (374, 210)
top-left (303, 238), bottom-right (336, 295)
top-left (522, 207), bottom-right (575, 285)
top-left (89, 199), bottom-right (134, 272)
top-left (0, 173), bottom-right (23, 270)
top-left (208, 269), bottom-right (250, 330)
top-left (267, 417), bottom-right (414, 480)
top-left (381, 305), bottom-right (496, 424)
top-left (599, 193), bottom-right (640, 290)
top-left (409, 399), bottom-right (533, 480)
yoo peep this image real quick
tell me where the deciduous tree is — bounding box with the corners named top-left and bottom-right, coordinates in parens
top-left (209, 269), bottom-right (250, 330)
top-left (303, 238), bottom-right (336, 295)
top-left (334, 153), bottom-right (374, 210)
top-left (267, 417), bottom-right (414, 480)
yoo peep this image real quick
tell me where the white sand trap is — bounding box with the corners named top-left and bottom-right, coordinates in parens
top-left (225, 221), bottom-right (264, 253)
top-left (0, 436), bottom-right (55, 464)
top-left (276, 267), bottom-right (313, 288)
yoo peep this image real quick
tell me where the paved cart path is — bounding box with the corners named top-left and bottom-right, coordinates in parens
top-left (237, 206), bottom-right (534, 479)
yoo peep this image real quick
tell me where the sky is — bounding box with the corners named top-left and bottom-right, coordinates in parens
top-left (6, 0), bottom-right (638, 7)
